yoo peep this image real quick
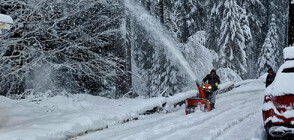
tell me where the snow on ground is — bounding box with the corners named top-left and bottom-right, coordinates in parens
top-left (0, 79), bottom-right (267, 140)
top-left (77, 79), bottom-right (266, 140)
top-left (0, 90), bottom-right (197, 140)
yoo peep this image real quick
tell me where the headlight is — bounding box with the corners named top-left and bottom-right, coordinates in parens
top-left (208, 86), bottom-right (212, 90)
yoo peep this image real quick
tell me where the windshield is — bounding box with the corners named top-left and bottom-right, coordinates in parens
top-left (282, 67), bottom-right (294, 73)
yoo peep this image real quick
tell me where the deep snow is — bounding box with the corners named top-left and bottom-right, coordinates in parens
top-left (0, 79), bottom-right (268, 140)
top-left (0, 90), bottom-right (197, 140)
top-left (77, 79), bottom-right (266, 140)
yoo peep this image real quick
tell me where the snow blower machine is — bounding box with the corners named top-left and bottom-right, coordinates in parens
top-left (185, 82), bottom-right (213, 115)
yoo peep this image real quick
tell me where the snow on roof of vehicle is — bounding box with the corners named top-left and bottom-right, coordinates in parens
top-left (284, 47), bottom-right (294, 61)
top-left (0, 14), bottom-right (13, 24)
top-left (265, 60), bottom-right (294, 96)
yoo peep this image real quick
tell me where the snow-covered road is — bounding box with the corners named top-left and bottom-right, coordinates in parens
top-left (77, 80), bottom-right (266, 140)
top-left (0, 79), bottom-right (267, 140)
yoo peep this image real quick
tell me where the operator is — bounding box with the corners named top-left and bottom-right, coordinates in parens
top-left (202, 69), bottom-right (220, 109)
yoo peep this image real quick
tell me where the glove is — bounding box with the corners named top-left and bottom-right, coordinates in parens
top-left (215, 83), bottom-right (219, 86)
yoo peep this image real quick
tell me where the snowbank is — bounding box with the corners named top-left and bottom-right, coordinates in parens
top-left (0, 78), bottom-right (263, 140)
top-left (0, 90), bottom-right (197, 140)
top-left (77, 78), bottom-right (266, 140)
top-left (284, 46), bottom-right (294, 60)
top-left (265, 60), bottom-right (294, 96)
top-left (218, 81), bottom-right (234, 91)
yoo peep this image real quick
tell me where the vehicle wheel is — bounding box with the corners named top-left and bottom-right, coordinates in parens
top-left (266, 133), bottom-right (282, 140)
top-left (266, 133), bottom-right (273, 140)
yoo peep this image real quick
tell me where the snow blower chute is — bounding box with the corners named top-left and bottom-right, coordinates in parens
top-left (185, 83), bottom-right (212, 115)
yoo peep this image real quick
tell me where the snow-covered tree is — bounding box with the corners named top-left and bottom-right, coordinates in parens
top-left (139, 0), bottom-right (287, 79)
top-left (257, 14), bottom-right (280, 76)
top-left (239, 8), bottom-right (252, 45)
top-left (0, 0), bottom-right (129, 98)
top-left (218, 0), bottom-right (247, 76)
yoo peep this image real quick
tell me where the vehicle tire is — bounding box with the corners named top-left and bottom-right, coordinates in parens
top-left (266, 133), bottom-right (273, 140)
top-left (267, 133), bottom-right (283, 140)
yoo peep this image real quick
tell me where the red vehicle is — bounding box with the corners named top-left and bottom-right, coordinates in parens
top-left (263, 48), bottom-right (294, 138)
top-left (185, 83), bottom-right (212, 115)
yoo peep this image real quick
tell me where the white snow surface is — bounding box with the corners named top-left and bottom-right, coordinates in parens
top-left (284, 46), bottom-right (294, 60)
top-left (265, 60), bottom-right (294, 96)
top-left (0, 79), bottom-right (267, 140)
top-left (0, 91), bottom-right (197, 140)
top-left (77, 79), bottom-right (266, 140)
top-left (0, 14), bottom-right (13, 24)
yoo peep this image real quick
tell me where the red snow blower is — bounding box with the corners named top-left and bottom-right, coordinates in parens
top-left (185, 83), bottom-right (212, 115)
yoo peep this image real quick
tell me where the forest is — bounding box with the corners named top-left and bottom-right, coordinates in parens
top-left (0, 0), bottom-right (289, 98)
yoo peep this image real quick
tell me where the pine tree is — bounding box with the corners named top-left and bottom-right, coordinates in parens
top-left (239, 6), bottom-right (255, 78)
top-left (218, 0), bottom-right (247, 76)
top-left (257, 14), bottom-right (280, 76)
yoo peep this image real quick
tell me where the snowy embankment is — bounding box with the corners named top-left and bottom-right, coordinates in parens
top-left (77, 79), bottom-right (266, 140)
top-left (0, 79), bottom-right (263, 140)
top-left (0, 90), bottom-right (197, 140)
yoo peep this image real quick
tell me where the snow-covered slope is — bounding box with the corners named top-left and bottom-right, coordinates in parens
top-left (0, 91), bottom-right (196, 140)
top-left (78, 79), bottom-right (266, 140)
top-left (0, 79), bottom-right (266, 140)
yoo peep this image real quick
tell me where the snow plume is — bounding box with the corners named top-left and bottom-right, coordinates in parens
top-left (126, 0), bottom-right (198, 96)
top-left (25, 61), bottom-right (55, 94)
top-left (126, 0), bottom-right (196, 81)
top-left (126, 0), bottom-right (217, 97)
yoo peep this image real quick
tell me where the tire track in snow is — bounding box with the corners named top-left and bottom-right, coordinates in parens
top-left (77, 83), bottom-right (265, 140)
top-left (155, 90), bottom-right (263, 140)
top-left (210, 110), bottom-right (259, 140)
top-left (123, 91), bottom-right (261, 140)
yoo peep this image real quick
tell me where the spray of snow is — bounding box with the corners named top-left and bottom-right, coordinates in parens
top-left (125, 0), bottom-right (197, 81)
